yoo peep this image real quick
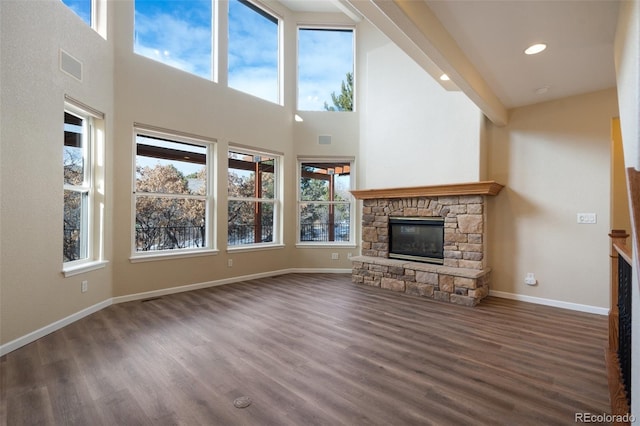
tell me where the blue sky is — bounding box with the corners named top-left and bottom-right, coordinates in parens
top-left (62, 0), bottom-right (354, 110)
top-left (134, 0), bottom-right (213, 79)
top-left (228, 0), bottom-right (279, 103)
top-left (62, 0), bottom-right (91, 25)
top-left (297, 28), bottom-right (353, 110)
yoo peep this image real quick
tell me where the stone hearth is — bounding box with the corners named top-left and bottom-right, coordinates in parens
top-left (350, 182), bottom-right (503, 306)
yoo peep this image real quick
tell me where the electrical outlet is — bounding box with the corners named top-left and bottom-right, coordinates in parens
top-left (347, 252), bottom-right (352, 258)
top-left (331, 253), bottom-right (339, 260)
top-left (577, 213), bottom-right (597, 224)
top-left (81, 280), bottom-right (88, 293)
top-left (524, 273), bottom-right (537, 286)
top-left (227, 259), bottom-right (233, 267)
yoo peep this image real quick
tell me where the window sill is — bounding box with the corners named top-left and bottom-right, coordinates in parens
top-left (227, 243), bottom-right (285, 253)
top-left (130, 249), bottom-right (219, 263)
top-left (62, 260), bottom-right (109, 277)
top-left (296, 243), bottom-right (357, 249)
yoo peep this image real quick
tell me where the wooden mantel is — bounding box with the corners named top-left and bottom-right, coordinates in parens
top-left (350, 181), bottom-right (504, 200)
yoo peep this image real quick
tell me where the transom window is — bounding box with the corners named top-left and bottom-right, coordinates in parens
top-left (134, 129), bottom-right (213, 254)
top-left (298, 160), bottom-right (353, 244)
top-left (134, 0), bottom-right (213, 80)
top-left (228, 149), bottom-right (280, 246)
top-left (228, 0), bottom-right (280, 103)
top-left (298, 27), bottom-right (354, 111)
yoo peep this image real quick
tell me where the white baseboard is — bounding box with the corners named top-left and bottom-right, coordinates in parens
top-left (112, 268), bottom-right (296, 304)
top-left (112, 268), bottom-right (352, 304)
top-left (14, 270), bottom-right (595, 357)
top-left (0, 299), bottom-right (112, 357)
top-left (2, 269), bottom-right (354, 356)
top-left (489, 290), bottom-right (609, 315)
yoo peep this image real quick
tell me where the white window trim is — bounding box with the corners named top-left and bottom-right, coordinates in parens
top-left (228, 0), bottom-right (283, 105)
top-left (131, 125), bottom-right (217, 260)
top-left (63, 260), bottom-right (109, 277)
top-left (296, 25), bottom-right (356, 112)
top-left (129, 249), bottom-right (219, 263)
top-left (62, 97), bottom-right (106, 274)
top-left (227, 145), bottom-right (283, 248)
top-left (297, 157), bottom-right (356, 246)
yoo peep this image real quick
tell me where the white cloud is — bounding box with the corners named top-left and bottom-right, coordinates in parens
top-left (227, 0), bottom-right (279, 102)
top-left (298, 29), bottom-right (354, 110)
top-left (228, 67), bottom-right (279, 103)
top-left (132, 1), bottom-right (353, 110)
top-left (134, 10), bottom-right (212, 79)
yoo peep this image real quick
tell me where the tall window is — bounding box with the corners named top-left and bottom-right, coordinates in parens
top-left (298, 160), bottom-right (353, 243)
top-left (228, 0), bottom-right (280, 103)
top-left (63, 100), bottom-right (105, 271)
top-left (134, 0), bottom-right (213, 80)
top-left (64, 110), bottom-right (91, 262)
top-left (61, 0), bottom-right (92, 27)
top-left (298, 27), bottom-right (354, 111)
top-left (134, 130), bottom-right (212, 254)
top-left (228, 149), bottom-right (280, 246)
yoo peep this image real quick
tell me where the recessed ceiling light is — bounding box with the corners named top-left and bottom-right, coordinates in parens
top-left (439, 74), bottom-right (450, 81)
top-left (525, 43), bottom-right (547, 55)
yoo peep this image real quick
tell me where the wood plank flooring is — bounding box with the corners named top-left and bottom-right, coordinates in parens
top-left (1, 273), bottom-right (611, 425)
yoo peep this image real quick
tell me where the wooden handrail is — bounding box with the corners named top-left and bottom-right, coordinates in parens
top-left (613, 240), bottom-right (633, 266)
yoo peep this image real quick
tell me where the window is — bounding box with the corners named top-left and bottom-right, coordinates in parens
top-left (61, 0), bottom-right (92, 27)
top-left (298, 27), bottom-right (354, 111)
top-left (134, 0), bottom-right (213, 80)
top-left (134, 129), bottom-right (213, 254)
top-left (63, 99), bottom-right (105, 273)
top-left (298, 160), bottom-right (353, 244)
top-left (228, 149), bottom-right (280, 247)
top-left (228, 0), bottom-right (280, 103)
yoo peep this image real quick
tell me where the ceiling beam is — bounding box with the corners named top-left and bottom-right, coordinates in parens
top-left (344, 0), bottom-right (508, 126)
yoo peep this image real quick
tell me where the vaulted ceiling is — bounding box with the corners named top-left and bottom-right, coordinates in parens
top-left (280, 0), bottom-right (621, 126)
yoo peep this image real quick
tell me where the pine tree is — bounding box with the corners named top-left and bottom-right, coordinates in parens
top-left (324, 72), bottom-right (353, 111)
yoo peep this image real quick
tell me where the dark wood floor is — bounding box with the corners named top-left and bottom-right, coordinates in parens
top-left (1, 273), bottom-right (611, 425)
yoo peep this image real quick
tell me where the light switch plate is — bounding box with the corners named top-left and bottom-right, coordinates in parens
top-left (577, 213), bottom-right (597, 224)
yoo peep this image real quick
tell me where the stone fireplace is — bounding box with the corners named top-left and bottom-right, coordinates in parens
top-left (350, 181), bottom-right (503, 306)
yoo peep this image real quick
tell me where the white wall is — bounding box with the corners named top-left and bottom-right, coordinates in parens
top-left (614, 0), bottom-right (640, 415)
top-left (487, 89), bottom-right (618, 310)
top-left (0, 0), bottom-right (114, 344)
top-left (357, 20), bottom-right (483, 189)
top-left (0, 0), bottom-right (629, 360)
top-left (110, 1), bottom-right (362, 297)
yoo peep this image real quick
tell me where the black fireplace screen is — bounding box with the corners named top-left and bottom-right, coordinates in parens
top-left (389, 217), bottom-right (444, 264)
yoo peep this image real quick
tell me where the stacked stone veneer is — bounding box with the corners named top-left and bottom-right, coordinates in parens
top-left (352, 195), bottom-right (491, 306)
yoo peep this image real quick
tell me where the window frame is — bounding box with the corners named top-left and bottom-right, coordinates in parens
top-left (227, 0), bottom-right (283, 104)
top-left (60, 0), bottom-right (106, 38)
top-left (296, 25), bottom-right (356, 112)
top-left (131, 125), bottom-right (217, 261)
top-left (62, 98), bottom-right (107, 277)
top-left (227, 146), bottom-right (283, 250)
top-left (133, 0), bottom-right (214, 80)
top-left (296, 158), bottom-right (356, 247)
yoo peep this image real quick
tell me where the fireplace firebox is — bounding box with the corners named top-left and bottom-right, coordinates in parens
top-left (389, 217), bottom-right (444, 264)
